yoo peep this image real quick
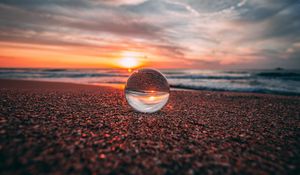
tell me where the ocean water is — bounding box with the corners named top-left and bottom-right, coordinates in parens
top-left (0, 68), bottom-right (300, 95)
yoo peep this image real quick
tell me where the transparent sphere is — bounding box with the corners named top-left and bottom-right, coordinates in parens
top-left (125, 68), bottom-right (170, 113)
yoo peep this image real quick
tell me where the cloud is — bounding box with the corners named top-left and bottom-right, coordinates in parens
top-left (0, 0), bottom-right (299, 68)
top-left (99, 0), bottom-right (148, 6)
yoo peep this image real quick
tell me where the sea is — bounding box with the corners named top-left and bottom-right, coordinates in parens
top-left (1, 68), bottom-right (300, 95)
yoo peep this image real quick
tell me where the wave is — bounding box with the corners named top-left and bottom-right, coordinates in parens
top-left (256, 72), bottom-right (300, 77)
top-left (170, 84), bottom-right (300, 96)
top-left (41, 69), bottom-right (68, 72)
top-left (0, 72), bottom-right (128, 78)
top-left (256, 72), bottom-right (300, 81)
top-left (166, 71), bottom-right (300, 81)
top-left (1, 68), bottom-right (299, 96)
top-left (167, 75), bottom-right (250, 80)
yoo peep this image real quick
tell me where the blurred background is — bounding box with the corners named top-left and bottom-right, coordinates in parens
top-left (0, 0), bottom-right (299, 95)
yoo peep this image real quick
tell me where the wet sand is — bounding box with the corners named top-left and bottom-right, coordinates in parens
top-left (0, 79), bottom-right (299, 174)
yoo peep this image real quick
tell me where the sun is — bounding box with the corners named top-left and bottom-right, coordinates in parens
top-left (118, 51), bottom-right (143, 69)
top-left (119, 57), bottom-right (139, 68)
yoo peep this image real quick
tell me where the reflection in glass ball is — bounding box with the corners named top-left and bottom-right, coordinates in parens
top-left (125, 68), bottom-right (170, 113)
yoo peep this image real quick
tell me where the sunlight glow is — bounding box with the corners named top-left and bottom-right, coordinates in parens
top-left (118, 51), bottom-right (143, 69)
top-left (119, 57), bottom-right (139, 68)
top-left (148, 96), bottom-right (156, 101)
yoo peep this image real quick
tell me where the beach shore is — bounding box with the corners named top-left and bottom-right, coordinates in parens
top-left (0, 79), bottom-right (299, 174)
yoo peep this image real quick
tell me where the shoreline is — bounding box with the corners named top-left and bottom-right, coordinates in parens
top-left (1, 68), bottom-right (300, 96)
top-left (1, 79), bottom-right (299, 174)
top-left (1, 78), bottom-right (299, 97)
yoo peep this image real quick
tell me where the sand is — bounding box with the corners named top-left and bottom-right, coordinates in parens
top-left (0, 79), bottom-right (299, 174)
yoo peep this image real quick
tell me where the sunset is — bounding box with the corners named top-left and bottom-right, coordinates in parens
top-left (0, 0), bottom-right (300, 174)
top-left (0, 0), bottom-right (299, 69)
top-left (118, 51), bottom-right (144, 69)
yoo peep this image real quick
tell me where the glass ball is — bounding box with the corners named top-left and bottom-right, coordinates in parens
top-left (125, 68), bottom-right (170, 113)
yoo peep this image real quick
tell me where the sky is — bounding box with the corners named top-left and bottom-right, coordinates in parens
top-left (0, 0), bottom-right (299, 69)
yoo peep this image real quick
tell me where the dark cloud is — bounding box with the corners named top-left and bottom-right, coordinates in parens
top-left (261, 2), bottom-right (300, 41)
top-left (0, 0), bottom-right (87, 7)
top-left (236, 0), bottom-right (299, 22)
top-left (0, 1), bottom-right (163, 45)
top-left (99, 0), bottom-right (147, 6)
top-left (179, 0), bottom-right (241, 13)
top-left (121, 0), bottom-right (190, 15)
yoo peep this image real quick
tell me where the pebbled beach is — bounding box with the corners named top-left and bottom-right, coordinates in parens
top-left (0, 79), bottom-right (299, 174)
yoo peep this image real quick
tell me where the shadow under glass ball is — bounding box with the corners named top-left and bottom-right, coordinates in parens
top-left (125, 68), bottom-right (170, 113)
